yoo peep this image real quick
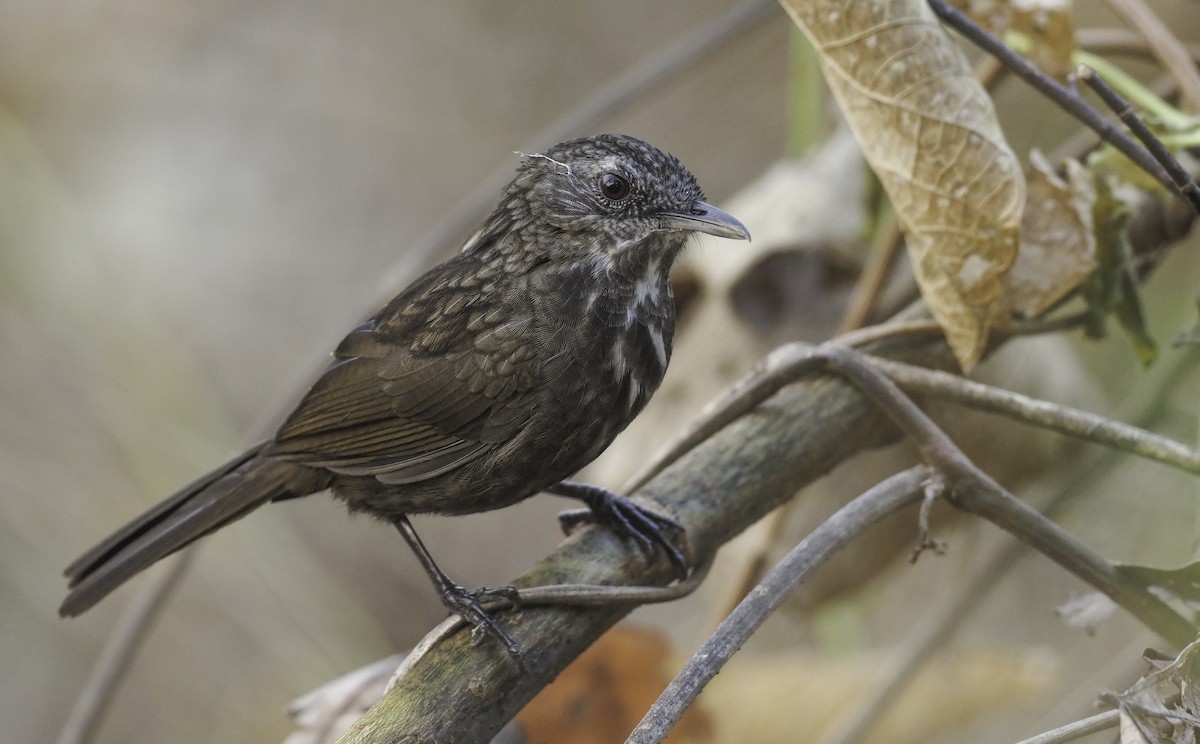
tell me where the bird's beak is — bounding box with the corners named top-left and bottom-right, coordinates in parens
top-left (663, 200), bottom-right (751, 241)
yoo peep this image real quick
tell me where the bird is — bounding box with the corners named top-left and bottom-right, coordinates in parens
top-left (60, 133), bottom-right (750, 657)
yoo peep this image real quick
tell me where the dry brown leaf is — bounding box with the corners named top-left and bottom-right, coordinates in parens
top-left (516, 625), bottom-right (713, 744)
top-left (781, 0), bottom-right (1025, 369)
top-left (1009, 150), bottom-right (1097, 316)
top-left (951, 0), bottom-right (1078, 79)
top-left (1008, 0), bottom-right (1077, 80)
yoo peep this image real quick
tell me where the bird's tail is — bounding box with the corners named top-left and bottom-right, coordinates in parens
top-left (60, 444), bottom-right (331, 617)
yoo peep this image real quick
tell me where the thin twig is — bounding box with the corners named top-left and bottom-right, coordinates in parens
top-left (822, 335), bottom-right (1200, 744)
top-left (57, 553), bottom-right (193, 744)
top-left (866, 355), bottom-right (1200, 476)
top-left (626, 311), bottom-right (1090, 499)
top-left (627, 467), bottom-right (930, 744)
top-left (838, 220), bottom-right (904, 334)
top-left (813, 344), bottom-right (1194, 645)
top-left (1101, 0), bottom-right (1200, 113)
top-left (621, 320), bottom-right (947, 495)
top-left (388, 557), bottom-right (713, 684)
top-left (1078, 64), bottom-right (1200, 213)
top-left (1078, 27), bottom-right (1200, 66)
top-left (719, 219), bottom-right (913, 618)
top-left (622, 348), bottom-right (828, 494)
top-left (925, 0), bottom-right (1179, 196)
top-left (1013, 709), bottom-right (1120, 744)
top-left (633, 344), bottom-right (1195, 743)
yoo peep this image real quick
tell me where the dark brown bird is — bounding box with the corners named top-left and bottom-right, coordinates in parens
top-left (61, 134), bottom-right (749, 655)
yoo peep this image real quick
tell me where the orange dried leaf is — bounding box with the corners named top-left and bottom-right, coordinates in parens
top-left (517, 625), bottom-right (712, 744)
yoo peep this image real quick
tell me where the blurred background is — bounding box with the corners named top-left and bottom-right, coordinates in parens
top-left (3, 2), bottom-right (1200, 743)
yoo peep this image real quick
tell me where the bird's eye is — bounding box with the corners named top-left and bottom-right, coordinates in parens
top-left (599, 172), bottom-right (631, 201)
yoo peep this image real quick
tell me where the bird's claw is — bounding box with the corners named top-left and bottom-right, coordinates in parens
top-left (556, 486), bottom-right (690, 579)
top-left (438, 582), bottom-right (526, 667)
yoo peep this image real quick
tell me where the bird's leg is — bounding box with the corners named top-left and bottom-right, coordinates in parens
top-left (391, 515), bottom-right (524, 663)
top-left (548, 481), bottom-right (689, 577)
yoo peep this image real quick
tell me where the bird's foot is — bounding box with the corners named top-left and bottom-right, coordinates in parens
top-left (392, 515), bottom-right (525, 666)
top-left (437, 582), bottom-right (526, 666)
top-left (552, 481), bottom-right (689, 578)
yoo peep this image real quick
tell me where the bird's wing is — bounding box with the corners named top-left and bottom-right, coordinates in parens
top-left (270, 261), bottom-right (543, 485)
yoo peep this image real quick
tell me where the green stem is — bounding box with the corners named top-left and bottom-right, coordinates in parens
top-left (1004, 30), bottom-right (1195, 131)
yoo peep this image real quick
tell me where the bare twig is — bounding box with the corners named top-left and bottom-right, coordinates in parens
top-left (1101, 0), bottom-right (1200, 113)
top-left (1078, 27), bottom-right (1200, 66)
top-left (926, 0), bottom-right (1180, 196)
top-left (1078, 64), bottom-right (1200, 214)
top-left (1013, 709), bottom-right (1120, 744)
top-left (622, 319), bottom-right (947, 495)
top-left (627, 467), bottom-right (929, 744)
top-left (838, 220), bottom-right (904, 334)
top-left (632, 343), bottom-right (1194, 743)
top-left (813, 344), bottom-right (1194, 644)
top-left (821, 338), bottom-right (1200, 744)
top-left (388, 557), bottom-right (713, 680)
top-left (717, 234), bottom-right (917, 619)
top-left (866, 355), bottom-right (1200, 477)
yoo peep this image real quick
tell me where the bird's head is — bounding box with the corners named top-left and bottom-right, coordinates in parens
top-left (485, 134), bottom-right (749, 256)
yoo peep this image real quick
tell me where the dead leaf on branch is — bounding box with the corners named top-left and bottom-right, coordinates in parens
top-left (1009, 150), bottom-right (1097, 317)
top-left (780, 0), bottom-right (1026, 370)
top-left (1102, 640), bottom-right (1200, 744)
top-left (950, 0), bottom-right (1078, 79)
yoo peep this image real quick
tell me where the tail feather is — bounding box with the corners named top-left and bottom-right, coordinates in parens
top-left (60, 445), bottom-right (329, 617)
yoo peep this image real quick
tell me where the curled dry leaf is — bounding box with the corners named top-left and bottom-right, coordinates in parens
top-left (1009, 150), bottom-right (1097, 317)
top-left (780, 0), bottom-right (1025, 369)
top-left (951, 0), bottom-right (1077, 79)
top-left (1007, 0), bottom-right (1077, 80)
top-left (1103, 640), bottom-right (1200, 744)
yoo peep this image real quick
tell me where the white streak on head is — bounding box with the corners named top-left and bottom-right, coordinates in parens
top-left (515, 150), bottom-right (571, 176)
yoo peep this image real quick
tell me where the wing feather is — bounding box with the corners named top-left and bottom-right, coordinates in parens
top-left (270, 261), bottom-right (541, 482)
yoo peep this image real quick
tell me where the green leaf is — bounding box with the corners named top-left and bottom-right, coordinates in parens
top-left (1083, 172), bottom-right (1158, 365)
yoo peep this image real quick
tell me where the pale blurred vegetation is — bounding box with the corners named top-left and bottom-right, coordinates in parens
top-left (3, 2), bottom-right (1200, 743)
